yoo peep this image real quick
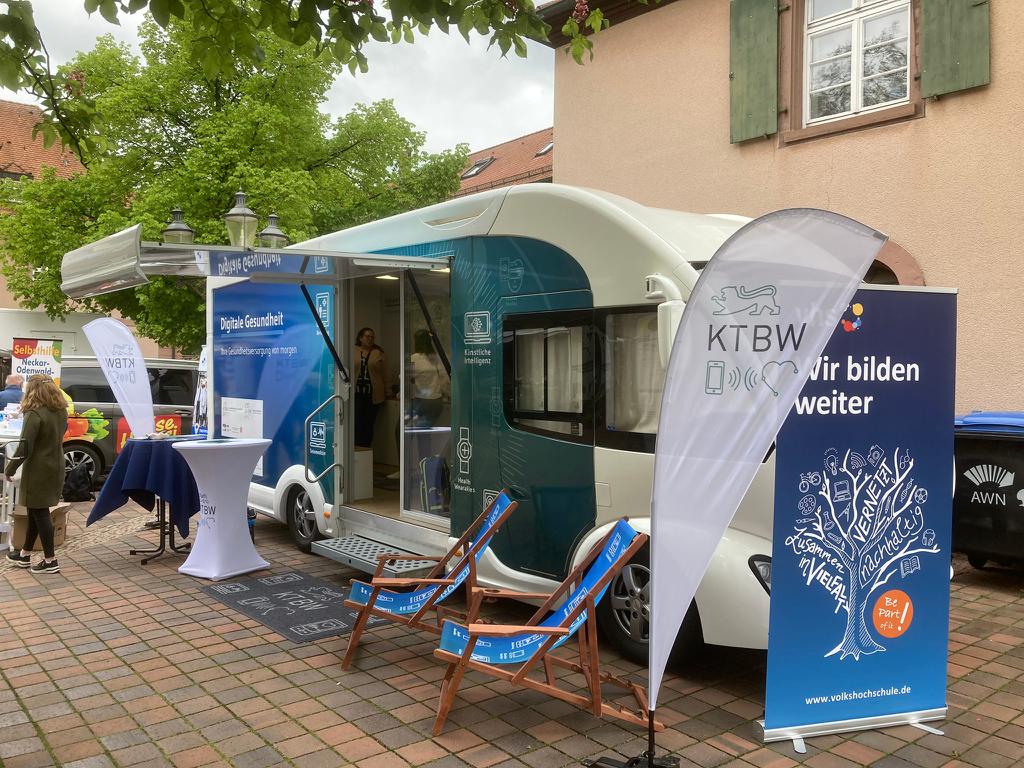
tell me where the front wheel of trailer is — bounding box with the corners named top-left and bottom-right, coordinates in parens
top-left (287, 486), bottom-right (321, 553)
top-left (596, 544), bottom-right (703, 666)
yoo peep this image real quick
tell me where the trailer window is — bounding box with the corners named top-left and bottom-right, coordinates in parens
top-left (597, 307), bottom-right (663, 453)
top-left (503, 312), bottom-right (592, 443)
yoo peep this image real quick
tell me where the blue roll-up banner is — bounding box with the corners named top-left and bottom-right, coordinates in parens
top-left (765, 286), bottom-right (957, 741)
top-left (212, 281), bottom-right (336, 498)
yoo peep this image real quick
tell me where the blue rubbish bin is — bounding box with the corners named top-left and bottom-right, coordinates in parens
top-left (953, 411), bottom-right (1024, 568)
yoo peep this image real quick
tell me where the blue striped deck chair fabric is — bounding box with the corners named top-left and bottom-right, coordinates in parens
top-left (430, 518), bottom-right (653, 736)
top-left (341, 489), bottom-right (518, 670)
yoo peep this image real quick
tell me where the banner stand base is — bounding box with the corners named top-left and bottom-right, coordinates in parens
top-left (759, 707), bottom-right (946, 745)
top-left (583, 753), bottom-right (680, 768)
top-left (910, 722), bottom-right (944, 736)
top-left (791, 737), bottom-right (807, 754)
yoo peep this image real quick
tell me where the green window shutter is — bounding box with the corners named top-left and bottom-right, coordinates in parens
top-left (921, 0), bottom-right (991, 98)
top-left (730, 0), bottom-right (779, 143)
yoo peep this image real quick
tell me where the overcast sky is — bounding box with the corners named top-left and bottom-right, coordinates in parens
top-left (4, 1), bottom-right (555, 153)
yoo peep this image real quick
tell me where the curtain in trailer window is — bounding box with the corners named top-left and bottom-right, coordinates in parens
top-left (509, 322), bottom-right (587, 439)
top-left (547, 327), bottom-right (583, 414)
top-left (606, 312), bottom-right (663, 434)
top-left (515, 329), bottom-right (545, 412)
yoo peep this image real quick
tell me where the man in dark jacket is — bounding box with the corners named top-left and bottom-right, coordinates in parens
top-left (0, 374), bottom-right (23, 408)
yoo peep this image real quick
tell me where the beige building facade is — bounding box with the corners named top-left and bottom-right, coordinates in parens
top-left (544, 0), bottom-right (1021, 413)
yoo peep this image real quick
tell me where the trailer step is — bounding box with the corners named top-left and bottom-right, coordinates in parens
top-left (312, 536), bottom-right (436, 578)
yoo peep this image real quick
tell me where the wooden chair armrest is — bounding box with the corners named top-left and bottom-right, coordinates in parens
top-left (465, 624), bottom-right (569, 637)
top-left (472, 587), bottom-right (554, 600)
top-left (372, 577), bottom-right (456, 587)
top-left (376, 553), bottom-right (444, 563)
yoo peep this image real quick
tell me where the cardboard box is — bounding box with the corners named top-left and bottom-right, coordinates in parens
top-left (11, 504), bottom-right (70, 551)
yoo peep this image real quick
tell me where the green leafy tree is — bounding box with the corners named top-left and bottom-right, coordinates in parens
top-left (0, 20), bottom-right (468, 352)
top-left (0, 1), bottom-right (625, 156)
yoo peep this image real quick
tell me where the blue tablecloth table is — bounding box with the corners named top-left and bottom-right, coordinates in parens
top-left (88, 436), bottom-right (201, 563)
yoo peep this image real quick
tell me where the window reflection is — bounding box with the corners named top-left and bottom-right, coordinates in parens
top-left (402, 271), bottom-right (452, 518)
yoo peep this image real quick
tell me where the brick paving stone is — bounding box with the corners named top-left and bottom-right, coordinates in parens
top-left (169, 745), bottom-right (221, 768)
top-left (0, 736), bottom-right (47, 759)
top-left (518, 745), bottom-right (575, 768)
top-left (276, 733), bottom-right (327, 759)
top-left (291, 748), bottom-right (348, 767)
top-left (355, 754), bottom-right (411, 768)
top-left (63, 757), bottom-right (116, 768)
top-left (335, 735), bottom-right (388, 762)
top-left (377, 725), bottom-right (426, 749)
top-left (51, 738), bottom-right (108, 764)
top-left (3, 750), bottom-right (58, 768)
top-left (399, 739), bottom-right (452, 766)
top-left (156, 731), bottom-right (207, 755)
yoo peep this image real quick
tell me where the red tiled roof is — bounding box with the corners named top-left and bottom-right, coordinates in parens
top-left (0, 99), bottom-right (84, 180)
top-left (456, 127), bottom-right (553, 197)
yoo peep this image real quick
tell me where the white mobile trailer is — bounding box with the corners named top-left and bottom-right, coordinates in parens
top-left (62, 184), bottom-right (777, 661)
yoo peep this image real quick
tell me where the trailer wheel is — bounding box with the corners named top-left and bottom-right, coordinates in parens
top-left (596, 543), bottom-right (703, 665)
top-left (287, 486), bottom-right (321, 553)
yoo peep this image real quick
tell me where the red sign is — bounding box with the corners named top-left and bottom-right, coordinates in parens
top-left (115, 415), bottom-right (182, 453)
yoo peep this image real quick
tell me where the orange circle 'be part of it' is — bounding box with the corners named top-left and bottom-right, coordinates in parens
top-left (873, 589), bottom-right (913, 639)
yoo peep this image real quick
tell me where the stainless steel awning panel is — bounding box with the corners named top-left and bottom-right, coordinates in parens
top-left (61, 224), bottom-right (149, 299)
top-left (61, 224), bottom-right (449, 299)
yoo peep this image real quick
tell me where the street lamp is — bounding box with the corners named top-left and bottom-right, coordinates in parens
top-left (161, 207), bottom-right (194, 245)
top-left (258, 212), bottom-right (289, 249)
top-left (223, 191), bottom-right (258, 248)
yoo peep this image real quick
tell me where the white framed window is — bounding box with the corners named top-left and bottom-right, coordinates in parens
top-left (805, 0), bottom-right (911, 125)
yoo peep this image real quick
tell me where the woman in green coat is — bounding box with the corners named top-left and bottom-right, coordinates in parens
top-left (4, 374), bottom-right (67, 574)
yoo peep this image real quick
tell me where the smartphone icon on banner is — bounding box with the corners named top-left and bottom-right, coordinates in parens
top-left (705, 361), bottom-right (725, 395)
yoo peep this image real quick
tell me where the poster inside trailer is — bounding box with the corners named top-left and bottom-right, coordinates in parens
top-left (764, 287), bottom-right (956, 740)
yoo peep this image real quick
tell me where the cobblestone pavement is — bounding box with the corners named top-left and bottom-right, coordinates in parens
top-left (2, 503), bottom-right (1024, 768)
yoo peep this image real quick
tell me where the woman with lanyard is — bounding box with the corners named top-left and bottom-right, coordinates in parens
top-left (353, 327), bottom-right (387, 448)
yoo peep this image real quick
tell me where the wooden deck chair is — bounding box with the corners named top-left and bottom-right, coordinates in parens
top-left (431, 518), bottom-right (652, 735)
top-left (341, 489), bottom-right (518, 669)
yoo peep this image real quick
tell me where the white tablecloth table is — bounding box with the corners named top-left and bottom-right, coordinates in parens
top-left (174, 438), bottom-right (271, 581)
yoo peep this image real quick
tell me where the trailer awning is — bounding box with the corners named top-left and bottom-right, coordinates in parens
top-left (61, 224), bottom-right (447, 299)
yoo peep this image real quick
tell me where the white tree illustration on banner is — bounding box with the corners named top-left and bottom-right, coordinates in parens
top-left (785, 445), bottom-right (939, 660)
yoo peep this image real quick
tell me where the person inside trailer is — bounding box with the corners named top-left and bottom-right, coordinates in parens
top-left (353, 327), bottom-right (387, 448)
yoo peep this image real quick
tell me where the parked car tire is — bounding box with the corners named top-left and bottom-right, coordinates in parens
top-left (596, 543), bottom-right (703, 665)
top-left (63, 442), bottom-right (102, 486)
top-left (967, 554), bottom-right (987, 570)
top-left (287, 486), bottom-right (321, 553)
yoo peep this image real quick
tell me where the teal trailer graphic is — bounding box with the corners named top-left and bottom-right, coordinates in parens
top-left (765, 287), bottom-right (956, 740)
top-left (450, 236), bottom-right (595, 580)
